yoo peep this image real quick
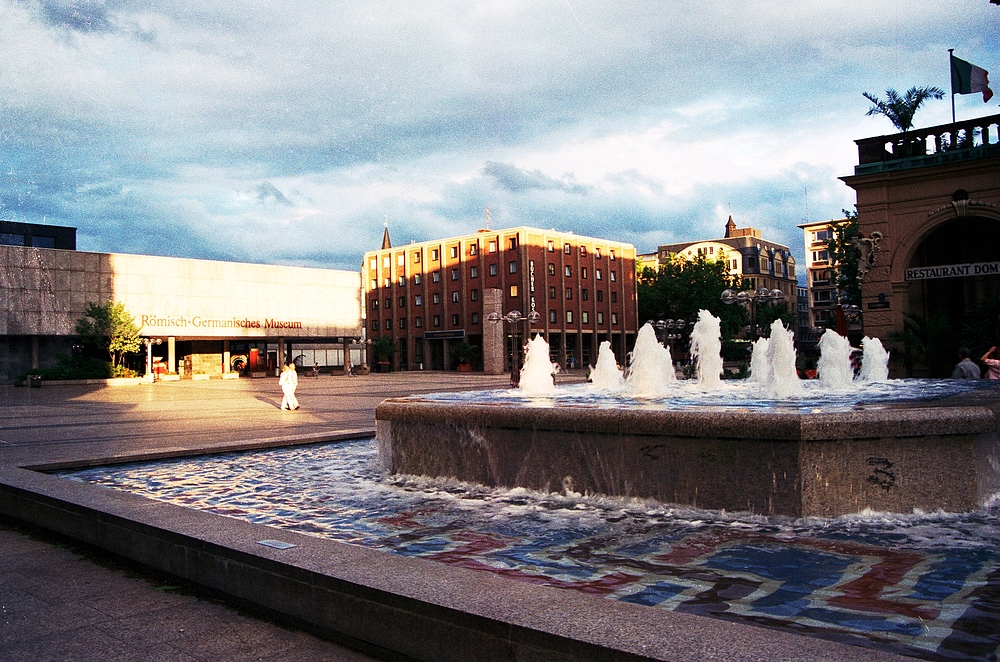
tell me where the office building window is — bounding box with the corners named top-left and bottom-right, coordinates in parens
top-left (413, 251), bottom-right (421, 263)
top-left (399, 318), bottom-right (406, 329)
top-left (397, 254), bottom-right (405, 266)
top-left (414, 273), bottom-right (421, 285)
top-left (548, 263), bottom-right (556, 276)
top-left (384, 319), bottom-right (391, 330)
top-left (581, 267), bottom-right (588, 279)
top-left (580, 246), bottom-right (587, 257)
top-left (451, 291), bottom-right (459, 303)
top-left (582, 311), bottom-right (589, 323)
top-left (597, 291), bottom-right (603, 302)
top-left (385, 298), bottom-right (392, 309)
top-left (610, 250), bottom-right (616, 261)
top-left (547, 241), bottom-right (554, 252)
top-left (566, 311), bottom-right (573, 323)
top-left (489, 263), bottom-right (497, 276)
top-left (469, 244), bottom-right (478, 256)
top-left (432, 293), bottom-right (440, 304)
top-left (450, 246), bottom-right (458, 258)
top-left (452, 314), bottom-right (460, 326)
top-left (565, 266), bottom-right (572, 277)
top-left (433, 315), bottom-right (440, 327)
top-left (595, 248), bottom-right (601, 259)
top-left (415, 317), bottom-right (422, 328)
top-left (470, 266), bottom-right (479, 278)
top-left (471, 289), bottom-right (479, 301)
top-left (415, 295), bottom-right (422, 306)
top-left (566, 288), bottom-right (572, 300)
top-left (597, 312), bottom-right (604, 324)
top-left (611, 313), bottom-right (618, 325)
top-left (550, 310), bottom-right (557, 323)
top-left (370, 279), bottom-right (377, 289)
top-left (371, 299), bottom-right (379, 310)
top-left (610, 271), bottom-right (616, 282)
top-left (510, 285), bottom-right (518, 297)
top-left (582, 289), bottom-right (588, 301)
top-left (372, 320), bottom-right (379, 331)
top-left (397, 276), bottom-right (404, 287)
top-left (611, 292), bottom-right (617, 303)
top-left (489, 240), bottom-right (497, 253)
top-left (595, 269), bottom-right (602, 280)
top-left (432, 271), bottom-right (440, 283)
top-left (431, 249), bottom-right (440, 260)
top-left (564, 243), bottom-right (571, 254)
top-left (549, 286), bottom-right (556, 299)
top-left (399, 296), bottom-right (406, 308)
top-left (509, 261), bottom-right (517, 274)
top-left (471, 313), bottom-right (479, 324)
top-left (451, 268), bottom-right (459, 281)
top-left (382, 255), bottom-right (390, 268)
top-left (369, 257), bottom-right (377, 270)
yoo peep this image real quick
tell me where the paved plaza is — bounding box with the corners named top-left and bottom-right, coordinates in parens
top-left (0, 372), bottom-right (510, 662)
top-left (0, 371), bottom-right (916, 661)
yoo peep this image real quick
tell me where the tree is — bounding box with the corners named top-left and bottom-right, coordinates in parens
top-left (370, 335), bottom-right (397, 363)
top-left (862, 86), bottom-right (945, 132)
top-left (826, 209), bottom-right (861, 309)
top-left (75, 301), bottom-right (141, 375)
top-left (637, 252), bottom-right (746, 338)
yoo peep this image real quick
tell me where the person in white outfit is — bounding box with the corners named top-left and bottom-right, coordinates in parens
top-left (279, 362), bottom-right (300, 410)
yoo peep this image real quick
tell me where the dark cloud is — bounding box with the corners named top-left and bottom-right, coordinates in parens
top-left (482, 162), bottom-right (589, 195)
top-left (255, 182), bottom-right (293, 206)
top-left (39, 0), bottom-right (113, 33)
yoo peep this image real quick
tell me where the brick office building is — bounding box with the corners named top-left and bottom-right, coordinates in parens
top-left (363, 227), bottom-right (638, 373)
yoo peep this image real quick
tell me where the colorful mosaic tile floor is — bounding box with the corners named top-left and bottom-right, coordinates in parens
top-left (62, 440), bottom-right (1000, 661)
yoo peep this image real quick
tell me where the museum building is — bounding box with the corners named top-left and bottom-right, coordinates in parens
top-left (363, 226), bottom-right (639, 372)
top-left (0, 225), bottom-right (363, 383)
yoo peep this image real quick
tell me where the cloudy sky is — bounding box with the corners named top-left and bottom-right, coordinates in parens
top-left (2, 1), bottom-right (998, 275)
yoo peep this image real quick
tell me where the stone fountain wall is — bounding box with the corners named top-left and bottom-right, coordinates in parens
top-left (377, 396), bottom-right (1000, 517)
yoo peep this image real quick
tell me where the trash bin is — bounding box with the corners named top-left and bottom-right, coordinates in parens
top-left (27, 374), bottom-right (41, 388)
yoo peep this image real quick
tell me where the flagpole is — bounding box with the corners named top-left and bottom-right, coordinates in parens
top-left (949, 49), bottom-right (956, 123)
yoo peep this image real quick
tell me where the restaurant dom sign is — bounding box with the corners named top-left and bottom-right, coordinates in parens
top-left (905, 261), bottom-right (1000, 281)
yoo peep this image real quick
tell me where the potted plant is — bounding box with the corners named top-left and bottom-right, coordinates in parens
top-left (452, 340), bottom-right (480, 372)
top-left (371, 335), bottom-right (397, 372)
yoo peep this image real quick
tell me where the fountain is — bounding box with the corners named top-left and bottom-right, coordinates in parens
top-left (377, 312), bottom-right (1000, 517)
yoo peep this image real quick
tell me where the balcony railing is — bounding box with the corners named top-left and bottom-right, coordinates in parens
top-left (854, 113), bottom-right (1000, 174)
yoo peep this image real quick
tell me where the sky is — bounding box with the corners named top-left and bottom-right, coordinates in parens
top-left (2, 1), bottom-right (998, 276)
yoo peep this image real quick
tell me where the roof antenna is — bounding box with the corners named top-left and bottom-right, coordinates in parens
top-left (484, 207), bottom-right (491, 230)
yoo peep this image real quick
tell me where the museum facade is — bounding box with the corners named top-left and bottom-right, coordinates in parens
top-left (0, 234), bottom-right (363, 383)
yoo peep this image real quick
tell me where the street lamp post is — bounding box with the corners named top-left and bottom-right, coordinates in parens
top-left (486, 309), bottom-right (541, 387)
top-left (142, 338), bottom-right (162, 383)
top-left (720, 287), bottom-right (785, 340)
top-left (647, 319), bottom-right (688, 357)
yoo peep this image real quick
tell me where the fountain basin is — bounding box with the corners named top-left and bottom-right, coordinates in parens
top-left (376, 390), bottom-right (1000, 517)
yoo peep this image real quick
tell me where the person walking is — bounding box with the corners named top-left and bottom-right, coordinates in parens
top-left (981, 346), bottom-right (1000, 380)
top-left (951, 348), bottom-right (982, 380)
top-left (279, 362), bottom-right (300, 410)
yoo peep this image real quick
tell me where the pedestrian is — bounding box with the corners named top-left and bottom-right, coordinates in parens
top-left (279, 362), bottom-right (300, 410)
top-left (981, 346), bottom-right (1000, 380)
top-left (951, 348), bottom-right (981, 380)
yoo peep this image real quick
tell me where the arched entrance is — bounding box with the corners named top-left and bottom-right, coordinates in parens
top-left (906, 216), bottom-right (1000, 322)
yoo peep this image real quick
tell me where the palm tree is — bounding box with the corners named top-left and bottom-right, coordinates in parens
top-left (862, 86), bottom-right (945, 132)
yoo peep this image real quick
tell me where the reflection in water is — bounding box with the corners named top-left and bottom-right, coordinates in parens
top-left (63, 439), bottom-right (1000, 661)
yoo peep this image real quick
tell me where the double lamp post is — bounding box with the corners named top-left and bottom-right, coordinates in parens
top-left (486, 309), bottom-right (541, 387)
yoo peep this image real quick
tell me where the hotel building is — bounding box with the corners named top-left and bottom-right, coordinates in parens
top-left (798, 219), bottom-right (842, 331)
top-left (363, 227), bottom-right (638, 372)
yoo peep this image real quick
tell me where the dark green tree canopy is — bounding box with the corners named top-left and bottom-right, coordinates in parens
top-left (637, 252), bottom-right (746, 338)
top-left (862, 86), bottom-right (945, 132)
top-left (826, 209), bottom-right (862, 309)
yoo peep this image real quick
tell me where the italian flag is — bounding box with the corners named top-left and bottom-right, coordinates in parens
top-left (951, 54), bottom-right (994, 103)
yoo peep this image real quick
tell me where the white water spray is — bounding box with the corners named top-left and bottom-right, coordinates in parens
top-left (589, 341), bottom-right (624, 390)
top-left (817, 329), bottom-right (854, 389)
top-left (764, 320), bottom-right (803, 397)
top-left (519, 334), bottom-right (558, 394)
top-left (689, 310), bottom-right (723, 388)
top-left (858, 336), bottom-right (890, 382)
top-left (748, 337), bottom-right (770, 384)
top-left (624, 324), bottom-right (675, 397)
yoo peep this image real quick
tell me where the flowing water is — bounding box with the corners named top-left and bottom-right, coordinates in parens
top-left (62, 439), bottom-right (1000, 661)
